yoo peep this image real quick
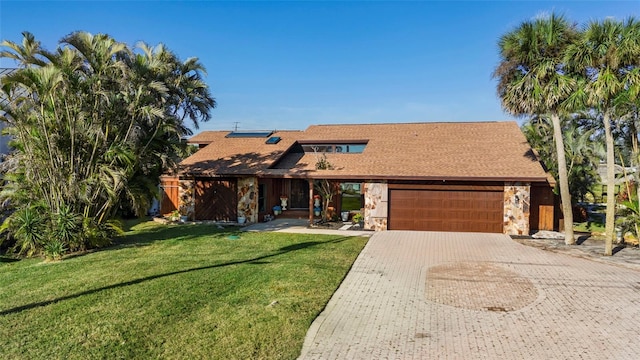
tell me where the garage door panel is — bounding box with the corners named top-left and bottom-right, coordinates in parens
top-left (415, 219), bottom-right (443, 229)
top-left (389, 189), bottom-right (503, 233)
top-left (417, 209), bottom-right (442, 217)
top-left (393, 208), bottom-right (415, 218)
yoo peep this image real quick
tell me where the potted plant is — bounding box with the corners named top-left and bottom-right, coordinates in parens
top-left (169, 209), bottom-right (180, 222)
top-left (314, 206), bottom-right (321, 216)
top-left (179, 205), bottom-right (190, 222)
top-left (352, 213), bottom-right (364, 227)
top-left (237, 212), bottom-right (246, 224)
top-left (272, 205), bottom-right (282, 216)
top-left (280, 195), bottom-right (288, 210)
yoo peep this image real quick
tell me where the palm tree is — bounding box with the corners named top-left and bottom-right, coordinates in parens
top-left (565, 17), bottom-right (640, 255)
top-left (0, 31), bottom-right (216, 256)
top-left (563, 122), bottom-right (604, 202)
top-left (0, 31), bottom-right (47, 67)
top-left (494, 13), bottom-right (579, 244)
top-left (523, 117), bottom-right (604, 203)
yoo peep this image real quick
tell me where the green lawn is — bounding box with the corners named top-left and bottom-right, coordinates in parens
top-left (574, 221), bottom-right (606, 234)
top-left (0, 221), bottom-right (368, 359)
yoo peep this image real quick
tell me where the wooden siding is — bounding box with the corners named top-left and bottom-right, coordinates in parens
top-left (160, 176), bottom-right (179, 215)
top-left (194, 178), bottom-right (237, 221)
top-left (530, 184), bottom-right (556, 231)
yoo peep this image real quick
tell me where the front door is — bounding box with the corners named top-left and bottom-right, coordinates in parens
top-left (289, 179), bottom-right (309, 209)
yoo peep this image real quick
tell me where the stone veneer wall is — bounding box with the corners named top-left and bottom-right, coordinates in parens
top-left (364, 182), bottom-right (388, 231)
top-left (504, 182), bottom-right (530, 235)
top-left (178, 178), bottom-right (195, 219)
top-left (237, 177), bottom-right (258, 223)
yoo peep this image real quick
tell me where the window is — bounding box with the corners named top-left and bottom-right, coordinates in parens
top-left (258, 184), bottom-right (266, 212)
top-left (300, 143), bottom-right (367, 154)
top-left (302, 144), bottom-right (333, 153)
top-left (345, 144), bottom-right (366, 153)
top-left (340, 183), bottom-right (363, 211)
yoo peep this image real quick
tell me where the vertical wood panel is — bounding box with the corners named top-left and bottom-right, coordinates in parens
top-left (160, 177), bottom-right (179, 215)
top-left (539, 205), bottom-right (554, 231)
top-left (530, 185), bottom-right (555, 231)
top-left (194, 178), bottom-right (237, 221)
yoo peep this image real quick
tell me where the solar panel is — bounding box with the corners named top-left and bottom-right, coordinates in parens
top-left (266, 136), bottom-right (281, 144)
top-left (226, 131), bottom-right (273, 138)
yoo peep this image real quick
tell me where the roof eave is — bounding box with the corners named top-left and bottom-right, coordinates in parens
top-left (303, 174), bottom-right (551, 183)
top-left (177, 170), bottom-right (550, 184)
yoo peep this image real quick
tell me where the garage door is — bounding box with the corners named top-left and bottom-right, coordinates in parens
top-left (388, 189), bottom-right (504, 233)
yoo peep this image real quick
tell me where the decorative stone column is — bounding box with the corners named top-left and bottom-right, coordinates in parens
top-left (364, 182), bottom-right (388, 231)
top-left (178, 178), bottom-right (195, 219)
top-left (504, 182), bottom-right (531, 235)
top-left (237, 177), bottom-right (259, 223)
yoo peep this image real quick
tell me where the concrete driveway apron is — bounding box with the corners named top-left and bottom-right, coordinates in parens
top-left (298, 231), bottom-right (640, 360)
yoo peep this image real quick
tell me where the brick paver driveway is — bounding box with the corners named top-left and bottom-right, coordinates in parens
top-left (298, 231), bottom-right (640, 359)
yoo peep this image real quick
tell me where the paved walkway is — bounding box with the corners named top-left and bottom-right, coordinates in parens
top-left (298, 231), bottom-right (640, 359)
top-left (241, 218), bottom-right (373, 237)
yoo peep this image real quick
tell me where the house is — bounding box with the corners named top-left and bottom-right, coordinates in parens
top-left (594, 163), bottom-right (634, 202)
top-left (161, 121), bottom-right (557, 235)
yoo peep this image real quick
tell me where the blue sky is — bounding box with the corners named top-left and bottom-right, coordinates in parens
top-left (1, 1), bottom-right (638, 132)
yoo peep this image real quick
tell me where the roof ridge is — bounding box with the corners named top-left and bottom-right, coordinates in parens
top-left (307, 121), bottom-right (511, 128)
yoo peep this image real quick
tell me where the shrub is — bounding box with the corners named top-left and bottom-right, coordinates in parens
top-left (43, 239), bottom-right (67, 260)
top-left (1, 205), bottom-right (46, 257)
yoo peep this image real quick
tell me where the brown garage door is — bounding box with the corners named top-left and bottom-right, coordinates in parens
top-left (388, 189), bottom-right (504, 233)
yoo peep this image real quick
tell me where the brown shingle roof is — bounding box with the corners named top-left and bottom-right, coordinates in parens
top-left (179, 122), bottom-right (548, 181)
top-left (180, 130), bottom-right (302, 175)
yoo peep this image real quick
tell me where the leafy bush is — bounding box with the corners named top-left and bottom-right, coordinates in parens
top-left (352, 213), bottom-right (364, 223)
top-left (43, 239), bottom-right (67, 260)
top-left (617, 200), bottom-right (640, 239)
top-left (52, 204), bottom-right (82, 251)
top-left (1, 205), bottom-right (46, 257)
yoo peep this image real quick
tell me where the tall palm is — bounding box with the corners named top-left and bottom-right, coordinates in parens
top-left (1, 31), bottom-right (216, 255)
top-left (615, 29), bottom-right (640, 219)
top-left (494, 13), bottom-right (579, 244)
top-left (0, 31), bottom-right (47, 67)
top-left (523, 116), bottom-right (604, 203)
top-left (563, 123), bottom-right (604, 202)
top-left (565, 17), bottom-right (640, 255)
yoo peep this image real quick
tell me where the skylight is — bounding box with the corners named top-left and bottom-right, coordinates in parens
top-left (226, 131), bottom-right (273, 138)
top-left (266, 136), bottom-right (281, 144)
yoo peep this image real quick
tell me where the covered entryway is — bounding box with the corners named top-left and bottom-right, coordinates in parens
top-left (194, 178), bottom-right (237, 221)
top-left (388, 188), bottom-right (504, 233)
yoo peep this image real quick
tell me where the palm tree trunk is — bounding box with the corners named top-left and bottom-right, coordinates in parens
top-left (632, 112), bottom-right (640, 219)
top-left (551, 113), bottom-right (575, 245)
top-left (603, 111), bottom-right (615, 256)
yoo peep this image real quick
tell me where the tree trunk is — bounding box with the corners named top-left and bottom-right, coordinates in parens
top-left (603, 112), bottom-right (615, 256)
top-left (551, 113), bottom-right (575, 245)
top-left (633, 114), bottom-right (640, 218)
